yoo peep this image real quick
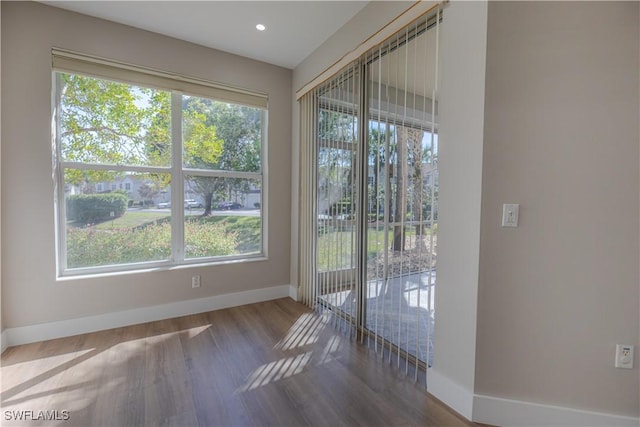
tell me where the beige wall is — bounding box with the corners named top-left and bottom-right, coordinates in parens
top-left (476, 1), bottom-right (639, 417)
top-left (0, 0), bottom-right (3, 345)
top-left (1, 2), bottom-right (292, 328)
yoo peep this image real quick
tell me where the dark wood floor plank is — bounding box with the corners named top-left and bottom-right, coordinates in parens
top-left (1, 298), bottom-right (480, 427)
top-left (178, 313), bottom-right (253, 427)
top-left (143, 319), bottom-right (198, 427)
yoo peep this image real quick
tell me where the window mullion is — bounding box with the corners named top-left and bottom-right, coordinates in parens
top-left (181, 169), bottom-right (261, 180)
top-left (59, 162), bottom-right (171, 174)
top-left (54, 73), bottom-right (68, 273)
top-left (171, 92), bottom-right (185, 262)
top-left (260, 109), bottom-right (268, 259)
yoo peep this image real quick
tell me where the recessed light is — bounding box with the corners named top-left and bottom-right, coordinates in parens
top-left (256, 24), bottom-right (266, 31)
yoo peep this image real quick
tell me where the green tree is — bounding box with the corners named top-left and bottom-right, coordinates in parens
top-left (59, 74), bottom-right (173, 191)
top-left (60, 74), bottom-right (261, 216)
top-left (317, 109), bottom-right (357, 217)
top-left (58, 74), bottom-right (226, 205)
top-left (182, 96), bottom-right (262, 215)
top-left (138, 182), bottom-right (159, 207)
top-left (59, 74), bottom-right (152, 165)
top-left (367, 124), bottom-right (395, 218)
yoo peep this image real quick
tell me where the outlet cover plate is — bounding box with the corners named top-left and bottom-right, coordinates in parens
top-left (192, 275), bottom-right (201, 288)
top-left (615, 344), bottom-right (634, 369)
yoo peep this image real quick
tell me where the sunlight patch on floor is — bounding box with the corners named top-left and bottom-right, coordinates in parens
top-left (274, 312), bottom-right (329, 351)
top-left (236, 352), bottom-right (313, 392)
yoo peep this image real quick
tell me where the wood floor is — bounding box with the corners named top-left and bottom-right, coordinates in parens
top-left (1, 298), bottom-right (477, 427)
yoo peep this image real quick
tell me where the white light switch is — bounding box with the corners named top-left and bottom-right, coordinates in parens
top-left (502, 204), bottom-right (519, 227)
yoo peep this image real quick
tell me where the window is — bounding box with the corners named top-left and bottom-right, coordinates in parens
top-left (53, 52), bottom-right (267, 276)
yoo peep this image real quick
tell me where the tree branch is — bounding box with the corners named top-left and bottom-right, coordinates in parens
top-left (61, 126), bottom-right (140, 142)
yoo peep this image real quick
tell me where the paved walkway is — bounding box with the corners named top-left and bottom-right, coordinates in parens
top-left (319, 270), bottom-right (435, 366)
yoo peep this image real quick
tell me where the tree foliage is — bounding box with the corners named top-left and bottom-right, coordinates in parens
top-left (317, 109), bottom-right (358, 216)
top-left (59, 74), bottom-right (172, 191)
top-left (57, 73), bottom-right (263, 213)
top-left (182, 96), bottom-right (261, 215)
top-left (137, 182), bottom-right (159, 207)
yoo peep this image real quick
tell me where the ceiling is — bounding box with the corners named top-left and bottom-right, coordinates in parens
top-left (41, 1), bottom-right (369, 69)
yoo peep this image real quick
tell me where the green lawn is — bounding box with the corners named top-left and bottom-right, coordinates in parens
top-left (92, 210), bottom-right (170, 230)
top-left (317, 225), bottom-right (434, 271)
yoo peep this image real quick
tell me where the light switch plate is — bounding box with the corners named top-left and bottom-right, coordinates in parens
top-left (502, 204), bottom-right (519, 227)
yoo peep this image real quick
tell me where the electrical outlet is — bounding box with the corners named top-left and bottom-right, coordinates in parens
top-left (191, 275), bottom-right (201, 289)
top-left (615, 344), bottom-right (634, 369)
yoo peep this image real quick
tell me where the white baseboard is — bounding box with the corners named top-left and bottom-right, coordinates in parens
top-left (288, 284), bottom-right (298, 301)
top-left (1, 330), bottom-right (8, 354)
top-left (472, 394), bottom-right (640, 427)
top-left (3, 284), bottom-right (292, 349)
top-left (426, 369), bottom-right (639, 426)
top-left (427, 368), bottom-right (475, 420)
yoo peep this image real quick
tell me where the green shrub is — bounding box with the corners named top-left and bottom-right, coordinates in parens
top-left (66, 221), bottom-right (237, 268)
top-left (66, 222), bottom-right (171, 268)
top-left (67, 193), bottom-right (128, 223)
top-left (184, 221), bottom-right (238, 258)
top-left (191, 216), bottom-right (260, 254)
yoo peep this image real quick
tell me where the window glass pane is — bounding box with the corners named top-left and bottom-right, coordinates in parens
top-left (55, 69), bottom-right (267, 275)
top-left (182, 95), bottom-right (262, 172)
top-left (315, 98), bottom-right (359, 272)
top-left (63, 169), bottom-right (171, 269)
top-left (183, 176), bottom-right (262, 259)
top-left (58, 73), bottom-right (171, 167)
top-left (317, 145), bottom-right (356, 272)
top-left (318, 109), bottom-right (358, 146)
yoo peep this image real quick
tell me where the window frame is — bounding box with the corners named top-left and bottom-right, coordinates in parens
top-left (52, 54), bottom-right (268, 278)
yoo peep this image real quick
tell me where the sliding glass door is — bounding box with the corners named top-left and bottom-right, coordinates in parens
top-left (363, 21), bottom-right (439, 368)
top-left (308, 8), bottom-right (441, 374)
top-left (316, 66), bottom-right (360, 334)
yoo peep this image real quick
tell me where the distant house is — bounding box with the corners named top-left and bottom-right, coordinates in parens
top-left (67, 176), bottom-right (164, 206)
top-left (68, 176), bottom-right (261, 209)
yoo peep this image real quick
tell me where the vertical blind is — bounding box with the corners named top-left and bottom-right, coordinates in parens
top-left (298, 4), bottom-right (442, 382)
top-left (364, 8), bottom-right (441, 380)
top-left (316, 63), bottom-right (361, 336)
top-left (298, 91), bottom-right (318, 307)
